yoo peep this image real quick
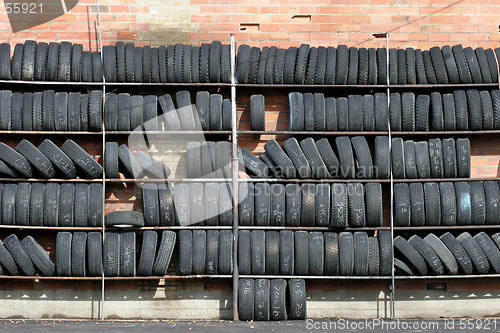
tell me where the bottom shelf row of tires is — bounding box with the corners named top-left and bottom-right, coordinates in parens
top-left (0, 229), bottom-right (499, 277)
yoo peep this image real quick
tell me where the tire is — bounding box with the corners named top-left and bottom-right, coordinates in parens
top-left (374, 92), bottom-right (388, 131)
top-left (415, 94), bottom-right (430, 131)
top-left (130, 95), bottom-right (143, 131)
top-left (279, 230), bottom-right (294, 275)
top-left (480, 90), bottom-right (494, 130)
top-left (439, 182), bottom-right (457, 226)
top-left (284, 138), bottom-right (310, 179)
top-left (57, 42), bottom-right (72, 82)
top-left (336, 45), bottom-right (349, 85)
top-left (117, 144), bottom-right (144, 179)
top-left (415, 49), bottom-right (427, 84)
top-left (264, 46), bottom-right (277, 84)
top-left (335, 136), bottom-right (355, 179)
top-left (288, 279), bottom-right (306, 320)
top-left (22, 92), bottom-right (33, 131)
top-left (394, 258), bottom-right (415, 276)
top-left (324, 232), bottom-right (339, 276)
top-left (124, 43), bottom-right (135, 83)
top-left (348, 183), bottom-right (366, 227)
top-left (363, 94), bottom-right (375, 131)
top-left (467, 89), bottom-right (482, 130)
top-left (394, 236), bottom-right (427, 275)
top-left (104, 211), bottom-right (144, 228)
top-left (41, 89), bottom-right (55, 131)
top-left (88, 183), bottom-right (103, 227)
top-left (294, 231), bottom-right (309, 276)
top-left (116, 93), bottom-right (131, 131)
top-left (295, 44), bottom-right (310, 84)
top-left (430, 46), bottom-right (449, 84)
top-left (2, 184), bottom-right (16, 225)
top-left (424, 233), bottom-right (458, 275)
top-left (270, 279), bottom-right (287, 321)
top-left (66, 92), bottom-right (81, 131)
top-left (61, 139), bottom-right (103, 179)
top-left (29, 183), bottom-right (44, 226)
top-left (404, 140), bottom-right (417, 179)
top-left (177, 230), bottom-right (193, 276)
top-left (316, 46), bottom-right (328, 85)
top-left (336, 97), bottom-right (348, 131)
top-left (142, 95), bottom-right (158, 131)
top-left (390, 48), bottom-right (399, 85)
top-left (348, 94), bottom-right (363, 131)
top-left (239, 279), bottom-right (254, 321)
top-left (189, 183), bottom-right (204, 226)
top-left (250, 94), bottom-right (265, 130)
top-left (91, 51), bottom-right (103, 82)
top-left (247, 46), bottom-right (261, 84)
top-left (300, 184), bottom-right (315, 227)
top-left (142, 183), bottom-right (159, 227)
top-left (325, 46), bottom-right (337, 85)
top-left (409, 235), bottom-right (444, 275)
top-left (401, 92), bottom-right (415, 131)
top-left (46, 43), bottom-right (60, 81)
top-left (150, 47), bottom-right (160, 83)
top-left (260, 152), bottom-right (281, 178)
top-left (158, 93), bottom-right (181, 131)
top-left (266, 231), bottom-right (279, 275)
top-left (114, 42), bottom-right (126, 83)
top-left (346, 47), bottom-right (359, 85)
top-left (73, 183), bottom-right (88, 227)
top-left (254, 183), bottom-right (270, 226)
top-left (339, 232), bottom-right (354, 276)
top-left (457, 232), bottom-right (490, 274)
top-left (104, 231), bottom-right (120, 277)
top-left (368, 237), bottom-right (380, 276)
top-left (430, 92), bottom-right (444, 131)
top-left (455, 182), bottom-right (472, 226)
top-left (53, 92), bottom-right (68, 131)
top-left (4, 234), bottom-right (36, 276)
top-left (209, 94), bottom-right (222, 131)
top-left (206, 230), bottom-right (219, 274)
top-left (0, 142), bottom-right (32, 178)
top-left (218, 183), bottom-right (232, 226)
top-left (391, 137), bottom-right (405, 179)
top-left (428, 138), bottom-right (443, 178)
top-left (264, 139), bottom-right (296, 179)
top-left (315, 184), bottom-right (330, 227)
top-left (11, 44), bottom-right (23, 80)
top-left (390, 92), bottom-right (401, 131)
top-left (283, 47), bottom-right (297, 84)
top-left (377, 48), bottom-right (387, 85)
top-left (469, 181), bottom-right (486, 225)
top-left (70, 44), bottom-right (83, 82)
top-left (71, 232), bottom-right (87, 277)
top-left (254, 279), bottom-right (270, 321)
top-left (56, 232), bottom-right (72, 276)
top-left (195, 91), bottom-right (210, 131)
top-left (454, 90), bottom-right (468, 130)
top-left (452, 44), bottom-right (472, 84)
top-left (137, 230), bottom-right (157, 276)
top-left (133, 47), bottom-right (143, 83)
top-left (220, 44), bottom-right (231, 83)
top-left (288, 92), bottom-right (304, 131)
top-left (330, 184), bottom-right (348, 228)
top-left (316, 138), bottom-right (339, 178)
top-left (422, 49), bottom-right (437, 84)
top-left (314, 93), bottom-right (326, 131)
top-left (14, 182), bottom-right (30, 226)
top-left (10, 92), bottom-right (22, 131)
top-left (415, 141), bottom-right (431, 179)
top-left (175, 90), bottom-right (196, 131)
top-left (456, 138), bottom-right (471, 178)
top-left (270, 184), bottom-right (285, 226)
top-left (424, 182), bottom-right (441, 226)
top-left (440, 232), bottom-right (473, 275)
top-left (285, 184), bottom-right (301, 226)
top-left (218, 230), bottom-right (233, 274)
top-left (473, 232), bottom-right (500, 273)
top-left (484, 181), bottom-right (500, 225)
top-left (475, 47), bottom-right (492, 83)
top-left (486, 48), bottom-right (498, 83)
top-left (357, 47), bottom-right (369, 85)
top-left (365, 183), bottom-right (382, 227)
top-left (441, 45), bottom-right (460, 84)
top-left (251, 230), bottom-right (265, 275)
top-left (58, 183), bottom-right (74, 227)
top-left (236, 44), bottom-right (250, 84)
top-left (374, 136), bottom-right (390, 179)
top-left (16, 139), bottom-right (55, 179)
top-left (353, 232), bottom-right (369, 276)
top-left (0, 89), bottom-right (11, 130)
top-left (464, 47), bottom-right (483, 83)
top-left (442, 138), bottom-right (457, 178)
top-left (394, 183), bottom-right (410, 227)
top-left (142, 46), bottom-right (152, 83)
top-left (409, 182), bottom-right (425, 226)
top-left (397, 48), bottom-right (406, 85)
top-left (378, 230), bottom-right (393, 276)
top-left (351, 136), bottom-right (373, 178)
top-left (239, 182), bottom-right (255, 226)
top-left (21, 40), bottom-right (37, 81)
top-left (86, 232), bottom-right (102, 277)
top-left (38, 139), bottom-right (77, 179)
top-left (0, 43), bottom-right (11, 80)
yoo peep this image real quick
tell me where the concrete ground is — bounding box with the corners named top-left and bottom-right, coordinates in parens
top-left (0, 319), bottom-right (493, 332)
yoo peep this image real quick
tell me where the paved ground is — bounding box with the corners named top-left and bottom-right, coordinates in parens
top-left (0, 318), bottom-right (495, 332)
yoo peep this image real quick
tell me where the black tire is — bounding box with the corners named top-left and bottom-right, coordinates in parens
top-left (401, 92), bottom-right (415, 131)
top-left (346, 47), bottom-right (359, 85)
top-left (454, 90), bottom-right (468, 130)
top-left (264, 139), bottom-right (296, 179)
top-left (16, 139), bottom-right (55, 179)
top-left (452, 44), bottom-right (472, 84)
top-left (0, 142), bottom-right (32, 178)
top-left (0, 43), bottom-right (11, 80)
top-left (430, 46), bottom-right (449, 84)
top-left (440, 232), bottom-right (473, 275)
top-left (424, 182), bottom-right (441, 226)
top-left (415, 49), bottom-right (427, 84)
top-left (0, 89), bottom-right (12, 130)
top-left (348, 94), bottom-right (363, 131)
top-left (70, 43), bottom-right (83, 82)
top-left (137, 230), bottom-right (157, 276)
top-left (288, 279), bottom-right (306, 320)
top-left (220, 44), bottom-right (231, 83)
top-left (484, 181), bottom-right (500, 225)
top-left (339, 232), bottom-right (354, 276)
top-left (218, 183), bottom-right (232, 226)
top-left (11, 92), bottom-right (22, 131)
top-left (251, 230), bottom-right (265, 275)
top-left (368, 237), bottom-right (380, 276)
top-left (266, 231), bottom-right (279, 275)
top-left (391, 137), bottom-right (405, 179)
top-left (142, 46), bottom-right (152, 83)
top-left (316, 46), bottom-right (328, 85)
top-left (377, 48), bottom-right (387, 85)
top-left (238, 182), bottom-right (255, 226)
top-left (4, 234), bottom-right (36, 276)
top-left (236, 44), bottom-right (250, 84)
top-left (378, 230), bottom-right (393, 276)
top-left (56, 232), bottom-right (72, 276)
top-left (464, 47), bottom-right (483, 83)
top-left (43, 183), bottom-right (60, 226)
top-left (424, 233), bottom-right (458, 275)
top-left (467, 89), bottom-right (482, 130)
top-left (104, 231), bottom-right (120, 277)
top-left (142, 183), bottom-right (159, 227)
top-left (2, 184), bottom-right (16, 225)
top-left (29, 183), bottom-right (44, 226)
top-left (415, 94), bottom-right (430, 131)
top-left (61, 139), bottom-right (103, 179)
top-left (177, 230), bottom-right (193, 276)
top-left (480, 90), bottom-right (494, 130)
top-left (306, 47), bottom-right (319, 85)
top-left (374, 136), bottom-right (390, 179)
top-left (46, 43), bottom-right (60, 81)
top-left (73, 183), bottom-right (88, 227)
top-left (353, 232), bottom-right (369, 276)
top-left (357, 47), bottom-right (369, 85)
top-left (88, 183), bottom-right (103, 227)
top-left (473, 232), bottom-right (500, 273)
top-left (395, 258), bottom-right (415, 276)
top-left (330, 184), bottom-right (348, 228)
top-left (335, 96), bottom-right (348, 131)
top-left (160, 45), bottom-right (169, 82)
top-left (397, 48), bottom-right (406, 85)
top-left (314, 93), bottom-right (326, 131)
top-left (222, 99), bottom-right (234, 132)
top-left (248, 46), bottom-right (261, 84)
top-left (58, 183), bottom-right (75, 227)
top-left (158, 93), bottom-right (181, 131)
top-left (133, 47), bottom-right (143, 83)
top-left (469, 181), bottom-right (486, 225)
top-left (285, 184), bottom-right (301, 226)
top-left (295, 44), bottom-right (310, 84)
top-left (303, 92), bottom-right (315, 131)
top-left (209, 94), bottom-right (222, 131)
top-left (117, 144), bottom-right (144, 179)
top-left (300, 184), bottom-right (315, 227)
top-left (88, 90), bottom-right (102, 132)
top-left (264, 46), bottom-right (277, 84)
top-left (441, 45), bottom-right (460, 84)
top-left (409, 235), bottom-right (444, 275)
top-left (428, 138), bottom-right (444, 178)
top-left (283, 138), bottom-right (310, 179)
top-left (87, 232), bottom-right (102, 277)
top-left (239, 279), bottom-right (254, 321)
top-left (254, 183), bottom-right (270, 226)
top-left (11, 44), bottom-right (23, 80)
top-left (189, 183), bottom-right (204, 226)
top-left (457, 232), bottom-right (490, 274)
top-left (218, 230), bottom-right (233, 274)
top-left (270, 279), bottom-right (287, 320)
top-left (394, 236), bottom-right (428, 275)
top-left (294, 231), bottom-right (309, 275)
top-left (403, 140), bottom-right (417, 179)
top-left (374, 92), bottom-right (388, 131)
top-left (336, 45), bottom-right (349, 85)
top-left (206, 230), bottom-right (219, 274)
top-left (104, 211), bottom-right (144, 228)
top-left (22, 92), bottom-right (33, 131)
top-left (390, 92), bottom-right (401, 131)
top-left (316, 138), bottom-right (339, 178)
top-left (415, 141), bottom-right (431, 179)
top-left (351, 136), bottom-right (373, 179)
top-left (363, 94), bottom-right (375, 132)
top-left (279, 230), bottom-right (294, 275)
top-left (254, 279), bottom-right (270, 321)
top-left (288, 92), bottom-right (304, 131)
top-left (124, 43), bottom-right (135, 83)
top-left (422, 49), bottom-right (437, 84)
top-left (394, 183), bottom-right (410, 227)
top-left (53, 92), bottom-right (68, 131)
top-left (456, 138), bottom-right (471, 178)
top-left (21, 40), bottom-right (37, 81)
top-left (66, 92), bottom-right (81, 131)
top-left (114, 42), bottom-right (126, 83)
top-left (348, 183), bottom-right (366, 227)
top-left (142, 95), bottom-right (158, 131)
top-left (38, 139), bottom-right (77, 179)
top-left (325, 46), bottom-right (337, 85)
top-left (130, 95), bottom-right (143, 131)
top-left (176, 90), bottom-right (196, 131)
top-left (442, 138), bottom-right (457, 178)
top-left (476, 47), bottom-right (492, 83)
top-left (41, 89), bottom-right (55, 131)
top-left (315, 184), bottom-right (330, 227)
top-left (116, 93), bottom-right (131, 131)
top-left (250, 94), bottom-right (265, 130)
top-left (91, 51), bottom-right (103, 82)
top-left (283, 47), bottom-right (297, 84)
top-left (14, 182), bottom-right (30, 226)
top-left (324, 232), bottom-right (339, 276)
top-left (455, 182), bottom-right (472, 226)
top-left (439, 182), bottom-right (457, 226)
top-left (430, 91), bottom-right (444, 131)
top-left (259, 152), bottom-right (281, 178)
top-left (21, 235), bottom-right (55, 276)
top-left (389, 49), bottom-right (399, 84)
top-left (365, 183), bottom-right (382, 227)
top-left (335, 136), bottom-right (355, 179)
top-left (57, 42), bottom-right (72, 82)
top-left (270, 184), bottom-right (285, 226)
top-left (150, 47), bottom-right (160, 83)
top-left (71, 232), bottom-right (87, 277)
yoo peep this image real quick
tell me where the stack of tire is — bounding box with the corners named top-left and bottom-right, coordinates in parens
top-left (105, 142), bottom-right (170, 180)
top-left (0, 234), bottom-right (55, 276)
top-left (238, 278), bottom-right (306, 321)
top-left (287, 92), bottom-right (389, 131)
top-left (140, 183), bottom-right (233, 227)
top-left (0, 89), bottom-right (103, 131)
top-left (186, 141), bottom-right (231, 178)
top-left (390, 90), bottom-right (500, 132)
top-left (101, 41), bottom-right (231, 83)
top-left (395, 231), bottom-right (500, 276)
top-left (0, 139), bottom-right (103, 179)
top-left (0, 182), bottom-right (102, 227)
top-left (391, 137), bottom-right (470, 179)
top-left (235, 44), bottom-right (500, 85)
top-left (2, 41), bottom-right (103, 82)
top-left (105, 91), bottom-right (231, 132)
top-left (240, 136), bottom-right (390, 179)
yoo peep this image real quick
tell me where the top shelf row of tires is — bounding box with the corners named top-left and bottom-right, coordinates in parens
top-left (0, 41), bottom-right (499, 87)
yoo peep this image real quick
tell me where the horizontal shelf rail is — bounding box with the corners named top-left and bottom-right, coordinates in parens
top-left (0, 226), bottom-right (102, 231)
top-left (104, 275), bottom-right (232, 280)
top-left (239, 275), bottom-right (391, 280)
top-left (106, 131), bottom-right (231, 135)
top-left (237, 131), bottom-right (389, 136)
top-left (106, 178), bottom-right (232, 183)
top-left (238, 226), bottom-right (389, 231)
top-left (238, 178), bottom-right (391, 183)
top-left (0, 178), bottom-right (104, 183)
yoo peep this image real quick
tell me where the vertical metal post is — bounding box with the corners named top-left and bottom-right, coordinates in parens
top-left (230, 34), bottom-right (239, 321)
top-left (386, 33), bottom-right (396, 320)
top-left (95, 0), bottom-right (105, 320)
